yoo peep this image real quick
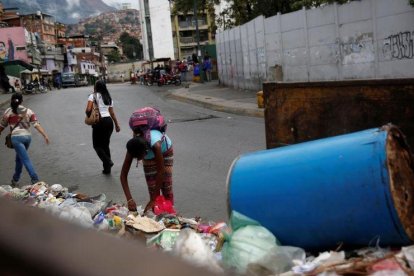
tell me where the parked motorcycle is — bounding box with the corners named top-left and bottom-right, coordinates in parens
top-left (157, 73), bottom-right (181, 86)
top-left (22, 82), bottom-right (35, 94)
top-left (22, 82), bottom-right (48, 94)
top-left (143, 72), bottom-right (154, 86)
top-left (36, 82), bottom-right (48, 93)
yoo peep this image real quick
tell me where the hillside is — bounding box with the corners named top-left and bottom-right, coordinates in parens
top-left (66, 9), bottom-right (141, 44)
top-left (2, 0), bottom-right (116, 24)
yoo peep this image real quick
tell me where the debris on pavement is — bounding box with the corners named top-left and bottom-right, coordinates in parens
top-left (1, 181), bottom-right (414, 276)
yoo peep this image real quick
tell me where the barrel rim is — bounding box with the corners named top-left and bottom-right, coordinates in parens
top-left (226, 155), bottom-right (241, 220)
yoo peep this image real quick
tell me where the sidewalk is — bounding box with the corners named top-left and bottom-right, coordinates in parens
top-left (168, 80), bottom-right (264, 118)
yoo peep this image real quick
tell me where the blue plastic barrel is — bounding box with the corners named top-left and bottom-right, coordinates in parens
top-left (227, 125), bottom-right (414, 250)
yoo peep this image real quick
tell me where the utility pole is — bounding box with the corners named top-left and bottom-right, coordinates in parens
top-left (96, 32), bottom-right (106, 82)
top-left (27, 13), bottom-right (42, 83)
top-left (193, 0), bottom-right (203, 83)
top-left (194, 0), bottom-right (201, 60)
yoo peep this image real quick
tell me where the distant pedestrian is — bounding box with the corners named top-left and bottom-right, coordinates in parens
top-left (0, 93), bottom-right (49, 186)
top-left (54, 75), bottom-right (61, 89)
top-left (178, 60), bottom-right (187, 82)
top-left (192, 52), bottom-right (198, 64)
top-left (203, 57), bottom-right (212, 82)
top-left (85, 80), bottom-right (121, 174)
top-left (193, 63), bottom-right (201, 82)
top-left (14, 79), bottom-right (20, 91)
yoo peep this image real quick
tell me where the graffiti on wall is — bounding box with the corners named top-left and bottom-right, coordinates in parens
top-left (0, 38), bottom-right (15, 61)
top-left (382, 31), bottom-right (414, 60)
top-left (340, 33), bottom-right (375, 65)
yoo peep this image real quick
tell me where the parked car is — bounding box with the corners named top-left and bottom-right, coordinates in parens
top-left (61, 72), bottom-right (80, 87)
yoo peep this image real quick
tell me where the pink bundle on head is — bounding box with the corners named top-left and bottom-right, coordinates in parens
top-left (129, 107), bottom-right (167, 143)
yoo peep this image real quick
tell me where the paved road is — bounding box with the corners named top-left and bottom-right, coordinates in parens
top-left (0, 83), bottom-right (265, 221)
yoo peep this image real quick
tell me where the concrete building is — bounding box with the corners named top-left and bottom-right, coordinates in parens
top-left (138, 0), bottom-right (174, 60)
top-left (171, 8), bottom-right (214, 61)
top-left (21, 12), bottom-right (57, 46)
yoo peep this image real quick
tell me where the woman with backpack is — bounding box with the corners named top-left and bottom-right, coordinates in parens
top-left (120, 107), bottom-right (174, 213)
top-left (85, 80), bottom-right (120, 174)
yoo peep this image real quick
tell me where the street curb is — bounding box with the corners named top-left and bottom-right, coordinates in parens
top-left (168, 90), bottom-right (264, 118)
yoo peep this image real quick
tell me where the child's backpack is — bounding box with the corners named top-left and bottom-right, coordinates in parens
top-left (129, 107), bottom-right (167, 143)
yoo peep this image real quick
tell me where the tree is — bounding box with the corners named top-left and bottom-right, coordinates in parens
top-left (107, 49), bottom-right (121, 63)
top-left (172, 0), bottom-right (220, 14)
top-left (118, 32), bottom-right (143, 60)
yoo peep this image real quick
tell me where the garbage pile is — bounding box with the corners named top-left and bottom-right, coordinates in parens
top-left (1, 181), bottom-right (414, 276)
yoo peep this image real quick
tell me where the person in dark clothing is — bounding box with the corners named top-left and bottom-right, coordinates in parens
top-left (85, 80), bottom-right (121, 174)
top-left (0, 63), bottom-right (14, 93)
top-left (192, 52), bottom-right (198, 64)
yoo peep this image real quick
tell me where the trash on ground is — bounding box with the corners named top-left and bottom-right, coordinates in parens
top-left (1, 180), bottom-right (414, 276)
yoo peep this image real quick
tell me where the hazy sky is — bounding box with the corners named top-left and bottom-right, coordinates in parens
top-left (102, 0), bottom-right (139, 10)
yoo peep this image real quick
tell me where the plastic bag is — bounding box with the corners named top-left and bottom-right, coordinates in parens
top-left (58, 205), bottom-right (93, 228)
top-left (221, 211), bottom-right (281, 274)
top-left (153, 195), bottom-right (176, 215)
top-left (76, 201), bottom-right (106, 218)
top-left (172, 228), bottom-right (223, 273)
top-left (147, 229), bottom-right (180, 250)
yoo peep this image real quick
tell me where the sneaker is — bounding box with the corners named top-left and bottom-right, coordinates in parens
top-left (11, 179), bottom-right (18, 187)
top-left (31, 179), bottom-right (39, 184)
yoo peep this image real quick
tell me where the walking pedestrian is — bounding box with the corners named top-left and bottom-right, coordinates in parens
top-left (0, 93), bottom-right (49, 186)
top-left (178, 60), bottom-right (188, 82)
top-left (203, 54), bottom-right (212, 82)
top-left (120, 109), bottom-right (174, 213)
top-left (85, 80), bottom-right (120, 174)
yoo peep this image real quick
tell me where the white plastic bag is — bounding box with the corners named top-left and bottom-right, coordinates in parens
top-left (172, 228), bottom-right (223, 274)
top-left (58, 205), bottom-right (93, 228)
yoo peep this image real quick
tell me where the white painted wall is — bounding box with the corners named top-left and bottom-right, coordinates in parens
top-left (150, 1), bottom-right (174, 59)
top-left (138, 0), bottom-right (150, 60)
top-left (217, 0), bottom-right (414, 90)
top-left (138, 0), bottom-right (174, 60)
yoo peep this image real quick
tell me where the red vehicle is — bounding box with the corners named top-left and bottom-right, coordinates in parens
top-left (157, 73), bottom-right (181, 86)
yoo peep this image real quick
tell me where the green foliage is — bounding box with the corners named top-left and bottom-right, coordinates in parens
top-left (118, 32), bottom-right (143, 60)
top-left (290, 0), bottom-right (349, 9)
top-left (172, 0), bottom-right (220, 15)
top-left (107, 49), bottom-right (121, 63)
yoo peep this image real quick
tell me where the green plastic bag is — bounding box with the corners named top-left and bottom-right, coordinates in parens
top-left (221, 211), bottom-right (280, 274)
